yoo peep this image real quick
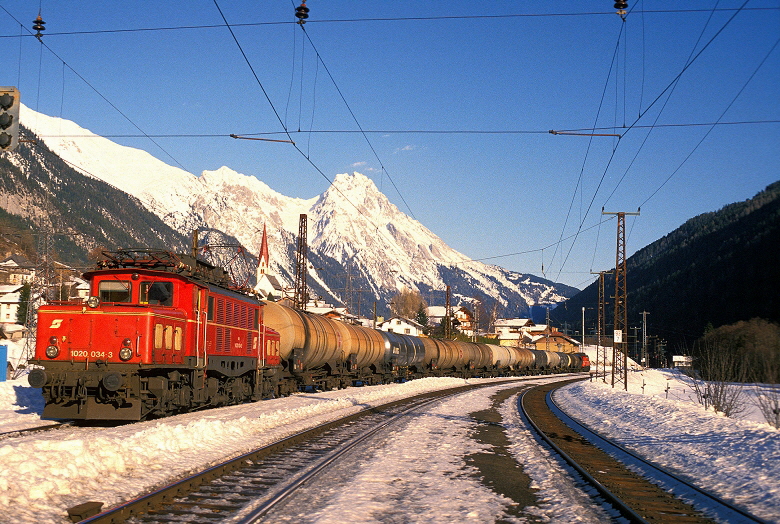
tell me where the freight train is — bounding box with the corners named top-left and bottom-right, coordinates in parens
top-left (27, 249), bottom-right (589, 421)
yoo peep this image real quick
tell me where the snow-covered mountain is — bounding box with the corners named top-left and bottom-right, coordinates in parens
top-left (17, 105), bottom-right (577, 318)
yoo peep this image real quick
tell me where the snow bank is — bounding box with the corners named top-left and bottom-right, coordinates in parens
top-left (557, 366), bottom-right (780, 521)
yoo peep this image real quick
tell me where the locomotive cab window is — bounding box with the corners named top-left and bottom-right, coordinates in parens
top-left (141, 281), bottom-right (174, 306)
top-left (98, 280), bottom-right (132, 303)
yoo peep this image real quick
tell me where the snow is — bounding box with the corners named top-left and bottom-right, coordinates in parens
top-left (556, 358), bottom-right (780, 522)
top-left (1, 348), bottom-right (777, 523)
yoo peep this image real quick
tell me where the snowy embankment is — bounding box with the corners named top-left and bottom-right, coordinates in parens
top-left (3, 374), bottom-right (576, 523)
top-left (556, 350), bottom-right (780, 523)
top-left (1, 341), bottom-right (777, 523)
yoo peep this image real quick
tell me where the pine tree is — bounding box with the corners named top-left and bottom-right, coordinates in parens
top-left (415, 304), bottom-right (429, 333)
top-left (16, 282), bottom-right (31, 325)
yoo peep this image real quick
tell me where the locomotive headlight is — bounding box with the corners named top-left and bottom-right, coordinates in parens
top-left (119, 347), bottom-right (133, 361)
top-left (86, 296), bottom-right (100, 308)
top-left (45, 345), bottom-right (60, 358)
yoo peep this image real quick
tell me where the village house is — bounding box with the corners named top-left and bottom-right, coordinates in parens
top-left (0, 284), bottom-right (25, 339)
top-left (426, 305), bottom-right (475, 335)
top-left (378, 316), bottom-right (426, 336)
top-left (529, 329), bottom-right (581, 353)
top-left (0, 254), bottom-right (35, 286)
top-left (494, 317), bottom-right (581, 353)
top-left (494, 317), bottom-right (536, 346)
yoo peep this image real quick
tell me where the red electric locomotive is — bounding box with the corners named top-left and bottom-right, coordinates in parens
top-left (28, 250), bottom-right (281, 420)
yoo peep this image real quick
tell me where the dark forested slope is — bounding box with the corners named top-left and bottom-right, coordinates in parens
top-left (552, 181), bottom-right (780, 351)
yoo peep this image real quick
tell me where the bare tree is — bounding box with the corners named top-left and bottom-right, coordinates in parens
top-left (689, 339), bottom-right (748, 417)
top-left (389, 288), bottom-right (427, 320)
top-left (694, 318), bottom-right (780, 422)
top-left (752, 354), bottom-right (780, 429)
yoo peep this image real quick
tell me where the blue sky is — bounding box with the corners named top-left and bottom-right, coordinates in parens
top-left (1, 1), bottom-right (778, 289)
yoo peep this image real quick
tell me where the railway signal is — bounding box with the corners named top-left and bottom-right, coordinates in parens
top-left (0, 87), bottom-right (21, 152)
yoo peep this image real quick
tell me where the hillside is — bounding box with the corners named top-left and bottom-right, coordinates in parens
top-left (1, 107), bottom-right (578, 319)
top-left (0, 125), bottom-right (189, 266)
top-left (551, 181), bottom-right (780, 351)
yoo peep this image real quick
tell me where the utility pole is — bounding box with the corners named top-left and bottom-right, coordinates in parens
top-left (631, 326), bottom-right (640, 361)
top-left (344, 263), bottom-right (353, 312)
top-left (641, 311), bottom-right (650, 368)
top-left (444, 285), bottom-right (452, 339)
top-left (545, 307), bottom-right (551, 352)
top-left (591, 270), bottom-right (612, 382)
top-left (472, 299), bottom-right (480, 342)
top-left (293, 214), bottom-right (308, 310)
top-left (603, 208), bottom-right (640, 390)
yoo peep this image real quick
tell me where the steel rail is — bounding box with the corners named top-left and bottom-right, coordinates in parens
top-left (518, 383), bottom-right (650, 524)
top-left (232, 394), bottom-right (447, 522)
top-left (79, 379), bottom-right (529, 523)
top-left (547, 390), bottom-right (769, 524)
top-left (0, 421), bottom-right (72, 440)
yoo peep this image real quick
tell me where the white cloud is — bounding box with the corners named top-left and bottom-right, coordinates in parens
top-left (394, 144), bottom-right (416, 154)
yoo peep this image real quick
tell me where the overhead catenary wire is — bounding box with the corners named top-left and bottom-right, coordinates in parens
top-left (601, 1), bottom-right (727, 210)
top-left (213, 0), bottom-right (412, 243)
top-left (295, 23), bottom-right (418, 222)
top-left (1, 2), bottom-right (774, 291)
top-left (549, 23), bottom-right (625, 283)
top-left (639, 35), bottom-right (780, 210)
top-left (26, 119), bottom-right (778, 140)
top-left (550, 0), bottom-right (753, 283)
top-left (1, 7), bottom-right (778, 39)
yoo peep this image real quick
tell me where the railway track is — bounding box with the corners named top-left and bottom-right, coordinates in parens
top-left (77, 379), bottom-right (521, 524)
top-left (0, 421), bottom-right (72, 441)
top-left (519, 378), bottom-right (768, 524)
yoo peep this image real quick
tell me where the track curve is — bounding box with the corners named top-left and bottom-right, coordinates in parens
top-left (519, 378), bottom-right (768, 523)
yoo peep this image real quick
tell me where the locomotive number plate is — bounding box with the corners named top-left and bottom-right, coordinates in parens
top-left (71, 350), bottom-right (114, 359)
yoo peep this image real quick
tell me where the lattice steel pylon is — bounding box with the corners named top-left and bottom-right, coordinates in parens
top-left (603, 209), bottom-right (639, 390)
top-left (293, 214), bottom-right (308, 310)
top-left (591, 270), bottom-right (612, 383)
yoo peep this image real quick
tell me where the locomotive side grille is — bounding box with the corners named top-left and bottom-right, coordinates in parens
top-left (216, 298), bottom-right (225, 325)
top-left (241, 304), bottom-right (250, 329)
top-left (216, 327), bottom-right (225, 352)
top-left (226, 301), bottom-right (235, 326)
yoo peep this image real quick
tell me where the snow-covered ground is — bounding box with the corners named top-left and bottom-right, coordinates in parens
top-left (556, 361), bottom-right (780, 522)
top-left (1, 342), bottom-right (778, 523)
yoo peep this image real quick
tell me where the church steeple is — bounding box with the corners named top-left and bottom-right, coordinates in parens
top-left (258, 223), bottom-right (270, 275)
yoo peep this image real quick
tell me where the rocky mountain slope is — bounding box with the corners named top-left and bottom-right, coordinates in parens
top-left (3, 106), bottom-right (578, 319)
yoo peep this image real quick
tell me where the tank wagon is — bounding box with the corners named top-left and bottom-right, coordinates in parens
top-left (29, 249), bottom-right (589, 421)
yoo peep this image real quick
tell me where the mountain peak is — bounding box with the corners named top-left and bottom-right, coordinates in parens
top-left (9, 107), bottom-right (576, 318)
top-left (331, 172), bottom-right (380, 196)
